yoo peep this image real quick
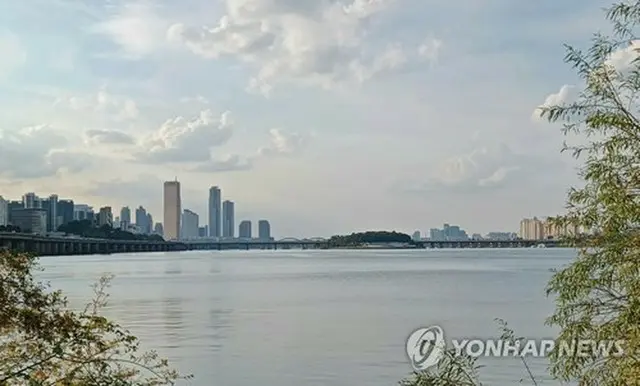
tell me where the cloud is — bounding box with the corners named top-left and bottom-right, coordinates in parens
top-left (258, 128), bottom-right (305, 156)
top-left (418, 37), bottom-right (443, 62)
top-left (179, 95), bottom-right (210, 105)
top-left (605, 40), bottom-right (640, 73)
top-left (191, 154), bottom-right (253, 172)
top-left (84, 129), bottom-right (135, 145)
top-left (405, 143), bottom-right (550, 193)
top-left (135, 109), bottom-right (233, 163)
top-left (0, 125), bottom-right (92, 178)
top-left (167, 0), bottom-right (435, 94)
top-left (532, 84), bottom-right (578, 121)
top-left (0, 31), bottom-right (27, 79)
top-left (91, 2), bottom-right (169, 59)
top-left (54, 90), bottom-right (139, 121)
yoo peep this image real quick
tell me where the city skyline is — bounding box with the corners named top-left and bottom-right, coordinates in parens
top-left (1, 188), bottom-right (554, 240)
top-left (0, 0), bottom-right (606, 238)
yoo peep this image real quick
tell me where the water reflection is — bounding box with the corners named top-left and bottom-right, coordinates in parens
top-left (162, 297), bottom-right (184, 348)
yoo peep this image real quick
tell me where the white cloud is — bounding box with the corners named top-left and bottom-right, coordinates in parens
top-left (0, 31), bottom-right (27, 79)
top-left (412, 144), bottom-right (534, 191)
top-left (167, 0), bottom-right (433, 94)
top-left (532, 84), bottom-right (577, 121)
top-left (605, 40), bottom-right (640, 73)
top-left (191, 154), bottom-right (253, 172)
top-left (0, 125), bottom-right (92, 178)
top-left (84, 129), bottom-right (135, 145)
top-left (135, 109), bottom-right (233, 163)
top-left (418, 37), bottom-right (442, 62)
top-left (92, 2), bottom-right (169, 59)
top-left (258, 128), bottom-right (305, 156)
top-left (54, 90), bottom-right (139, 121)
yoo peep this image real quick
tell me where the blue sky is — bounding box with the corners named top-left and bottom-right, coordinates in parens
top-left (0, 0), bottom-right (619, 237)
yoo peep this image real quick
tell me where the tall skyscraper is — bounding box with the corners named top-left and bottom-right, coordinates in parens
top-left (23, 192), bottom-right (39, 209)
top-left (98, 207), bottom-right (113, 227)
top-left (258, 220), bottom-right (271, 240)
top-left (120, 206), bottom-right (131, 228)
top-left (181, 209), bottom-right (199, 239)
top-left (238, 220), bottom-right (252, 239)
top-left (146, 213), bottom-right (153, 234)
top-left (208, 186), bottom-right (221, 238)
top-left (222, 200), bottom-right (235, 238)
top-left (163, 180), bottom-right (181, 240)
top-left (57, 199), bottom-right (74, 226)
top-left (135, 206), bottom-right (147, 233)
top-left (0, 196), bottom-right (8, 226)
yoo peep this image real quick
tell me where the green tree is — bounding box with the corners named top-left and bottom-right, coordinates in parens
top-left (538, 1), bottom-right (640, 384)
top-left (0, 250), bottom-right (190, 385)
top-left (401, 1), bottom-right (640, 385)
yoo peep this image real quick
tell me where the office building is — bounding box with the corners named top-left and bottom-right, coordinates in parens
top-left (222, 200), bottom-right (235, 238)
top-left (239, 220), bottom-right (252, 239)
top-left (23, 192), bottom-right (40, 209)
top-left (11, 208), bottom-right (47, 234)
top-left (258, 220), bottom-right (271, 240)
top-left (412, 230), bottom-right (421, 242)
top-left (7, 201), bottom-right (23, 225)
top-left (0, 196), bottom-right (8, 226)
top-left (120, 207), bottom-right (131, 228)
top-left (198, 226), bottom-right (208, 237)
top-left (135, 206), bottom-right (148, 233)
top-left (98, 207), bottom-right (113, 227)
top-left (146, 213), bottom-right (153, 234)
top-left (57, 199), bottom-right (74, 226)
top-left (39, 194), bottom-right (58, 232)
top-left (430, 224), bottom-right (469, 241)
top-left (181, 209), bottom-right (199, 239)
top-left (208, 186), bottom-right (221, 238)
top-left (74, 204), bottom-right (94, 222)
top-left (163, 180), bottom-right (181, 240)
top-left (154, 223), bottom-right (164, 237)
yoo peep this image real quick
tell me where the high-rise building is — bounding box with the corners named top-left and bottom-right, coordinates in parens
top-left (146, 213), bottom-right (153, 234)
top-left (74, 204), bottom-right (94, 222)
top-left (208, 186), bottom-right (222, 238)
top-left (23, 193), bottom-right (40, 209)
top-left (39, 195), bottom-right (59, 232)
top-left (412, 230), bottom-right (421, 242)
top-left (163, 180), bottom-right (181, 241)
top-left (7, 201), bottom-right (23, 225)
top-left (222, 200), bottom-right (235, 238)
top-left (0, 196), bottom-right (8, 226)
top-left (181, 209), bottom-right (199, 239)
top-left (98, 207), bottom-right (113, 227)
top-left (135, 206), bottom-right (148, 233)
top-left (239, 220), bottom-right (252, 239)
top-left (11, 208), bottom-right (47, 234)
top-left (258, 220), bottom-right (271, 240)
top-left (519, 217), bottom-right (545, 240)
top-left (154, 223), bottom-right (164, 237)
top-left (57, 199), bottom-right (74, 227)
top-left (120, 207), bottom-right (131, 228)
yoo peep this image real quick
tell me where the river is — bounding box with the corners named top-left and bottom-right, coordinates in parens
top-left (37, 248), bottom-right (575, 385)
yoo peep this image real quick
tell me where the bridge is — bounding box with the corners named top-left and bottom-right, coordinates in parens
top-left (0, 232), bottom-right (185, 256)
top-left (182, 237), bottom-right (330, 250)
top-left (0, 232), bottom-right (564, 256)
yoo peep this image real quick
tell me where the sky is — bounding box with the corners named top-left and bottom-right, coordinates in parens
top-left (0, 0), bottom-right (622, 238)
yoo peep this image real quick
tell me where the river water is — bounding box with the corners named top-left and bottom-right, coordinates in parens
top-left (37, 248), bottom-right (575, 385)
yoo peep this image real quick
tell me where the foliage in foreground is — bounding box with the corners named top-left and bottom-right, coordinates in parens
top-left (403, 1), bottom-right (640, 385)
top-left (0, 250), bottom-right (190, 385)
top-left (539, 1), bottom-right (640, 384)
